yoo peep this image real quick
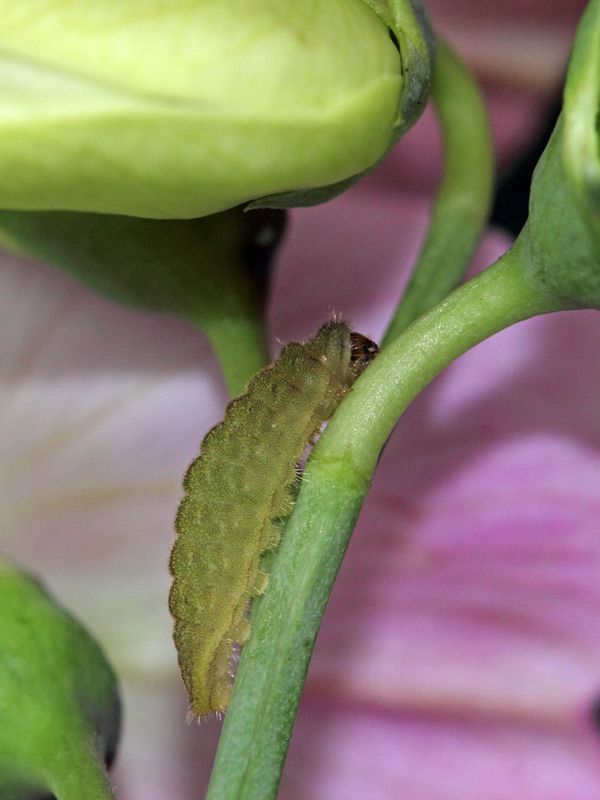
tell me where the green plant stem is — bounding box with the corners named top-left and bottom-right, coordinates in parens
top-left (45, 732), bottom-right (116, 800)
top-left (201, 314), bottom-right (269, 397)
top-left (383, 40), bottom-right (494, 345)
top-left (205, 243), bottom-right (562, 800)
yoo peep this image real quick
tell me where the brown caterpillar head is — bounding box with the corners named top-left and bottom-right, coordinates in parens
top-left (349, 332), bottom-right (379, 376)
top-left (307, 322), bottom-right (379, 385)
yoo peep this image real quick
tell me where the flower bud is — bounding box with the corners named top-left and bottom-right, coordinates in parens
top-left (0, 1), bottom-right (431, 219)
top-left (0, 561), bottom-right (120, 798)
top-left (522, 0), bottom-right (600, 309)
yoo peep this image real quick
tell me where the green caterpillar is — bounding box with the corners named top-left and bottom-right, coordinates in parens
top-left (169, 320), bottom-right (378, 716)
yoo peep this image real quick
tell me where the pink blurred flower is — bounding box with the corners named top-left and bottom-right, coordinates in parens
top-left (1, 2), bottom-right (598, 798)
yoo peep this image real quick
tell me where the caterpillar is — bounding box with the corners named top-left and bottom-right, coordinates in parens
top-left (168, 320), bottom-right (378, 716)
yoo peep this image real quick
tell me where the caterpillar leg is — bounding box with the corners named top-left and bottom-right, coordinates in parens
top-left (210, 680), bottom-right (232, 713)
top-left (249, 569), bottom-right (269, 597)
top-left (229, 616), bottom-right (251, 645)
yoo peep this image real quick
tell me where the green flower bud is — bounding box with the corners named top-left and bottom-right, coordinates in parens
top-left (521, 0), bottom-right (600, 309)
top-left (0, 1), bottom-right (431, 219)
top-left (0, 561), bottom-right (120, 799)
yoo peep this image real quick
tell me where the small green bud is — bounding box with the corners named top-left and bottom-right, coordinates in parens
top-left (0, 561), bottom-right (120, 799)
top-left (0, 1), bottom-right (431, 219)
top-left (521, 0), bottom-right (600, 309)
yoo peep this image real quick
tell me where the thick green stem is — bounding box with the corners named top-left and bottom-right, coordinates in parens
top-left (383, 41), bottom-right (494, 345)
top-left (202, 314), bottom-right (269, 397)
top-left (44, 732), bottom-right (116, 800)
top-left (205, 244), bottom-right (560, 800)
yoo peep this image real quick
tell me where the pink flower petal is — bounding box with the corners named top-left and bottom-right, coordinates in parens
top-left (429, 0), bottom-right (587, 89)
top-left (281, 705), bottom-right (600, 800)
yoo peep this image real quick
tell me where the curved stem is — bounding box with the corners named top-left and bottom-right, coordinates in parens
top-left (383, 41), bottom-right (494, 345)
top-left (205, 243), bottom-right (560, 800)
top-left (201, 314), bottom-right (269, 397)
